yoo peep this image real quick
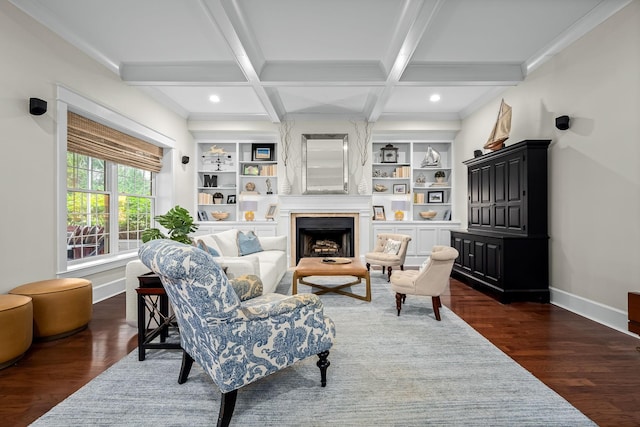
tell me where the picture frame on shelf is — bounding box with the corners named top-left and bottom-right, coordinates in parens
top-left (226, 195), bottom-right (236, 204)
top-left (198, 210), bottom-right (209, 221)
top-left (243, 164), bottom-right (260, 176)
top-left (251, 143), bottom-right (275, 161)
top-left (428, 191), bottom-right (444, 203)
top-left (380, 144), bottom-right (398, 163)
top-left (265, 204), bottom-right (278, 220)
top-left (393, 183), bottom-right (407, 194)
top-left (442, 209), bottom-right (451, 221)
top-left (373, 205), bottom-right (386, 221)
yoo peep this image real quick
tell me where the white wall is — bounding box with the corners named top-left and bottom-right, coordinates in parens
top-left (453, 1), bottom-right (640, 328)
top-left (0, 3), bottom-right (193, 295)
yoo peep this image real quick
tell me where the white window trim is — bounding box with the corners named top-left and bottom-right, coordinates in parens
top-left (56, 85), bottom-right (176, 275)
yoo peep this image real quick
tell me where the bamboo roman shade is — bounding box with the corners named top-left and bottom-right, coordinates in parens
top-left (67, 112), bottom-right (163, 172)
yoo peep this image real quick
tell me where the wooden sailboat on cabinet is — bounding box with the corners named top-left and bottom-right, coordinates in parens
top-left (483, 99), bottom-right (512, 151)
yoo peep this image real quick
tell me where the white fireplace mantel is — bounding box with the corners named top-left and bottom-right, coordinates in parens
top-left (276, 195), bottom-right (372, 265)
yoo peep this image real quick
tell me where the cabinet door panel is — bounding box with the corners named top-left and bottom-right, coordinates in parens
top-left (451, 236), bottom-right (463, 267)
top-left (494, 206), bottom-right (506, 228)
top-left (417, 228), bottom-right (437, 256)
top-left (395, 226), bottom-right (417, 255)
top-left (481, 206), bottom-right (491, 226)
top-left (470, 206), bottom-right (481, 226)
top-left (480, 166), bottom-right (491, 203)
top-left (461, 239), bottom-right (473, 271)
top-left (485, 242), bottom-right (501, 283)
top-left (507, 158), bottom-right (522, 202)
top-left (472, 240), bottom-right (486, 276)
top-left (494, 161), bottom-right (507, 203)
top-left (469, 168), bottom-right (481, 203)
top-left (507, 157), bottom-right (524, 231)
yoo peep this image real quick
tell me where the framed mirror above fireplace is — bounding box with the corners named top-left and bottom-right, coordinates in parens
top-left (301, 133), bottom-right (348, 194)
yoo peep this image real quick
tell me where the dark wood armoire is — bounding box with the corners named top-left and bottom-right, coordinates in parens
top-left (451, 139), bottom-right (550, 303)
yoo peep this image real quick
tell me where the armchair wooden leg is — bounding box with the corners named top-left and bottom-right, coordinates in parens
top-left (387, 266), bottom-right (392, 282)
top-left (217, 389), bottom-right (237, 427)
top-left (317, 350), bottom-right (330, 387)
top-left (366, 262), bottom-right (371, 271)
top-left (178, 350), bottom-right (194, 384)
top-left (432, 296), bottom-right (442, 321)
top-left (395, 292), bottom-right (405, 316)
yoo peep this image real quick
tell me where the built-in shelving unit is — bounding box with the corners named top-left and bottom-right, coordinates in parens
top-left (371, 140), bottom-right (453, 223)
top-left (370, 135), bottom-right (459, 263)
top-left (196, 139), bottom-right (278, 226)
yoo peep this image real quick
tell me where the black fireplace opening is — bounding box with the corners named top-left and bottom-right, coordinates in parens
top-left (295, 217), bottom-right (355, 264)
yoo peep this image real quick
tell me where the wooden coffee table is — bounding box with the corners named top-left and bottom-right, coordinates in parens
top-left (292, 257), bottom-right (371, 302)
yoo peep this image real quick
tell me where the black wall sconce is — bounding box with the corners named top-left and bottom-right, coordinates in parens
top-left (29, 97), bottom-right (47, 116)
top-left (181, 156), bottom-right (190, 164)
top-left (555, 115), bottom-right (570, 130)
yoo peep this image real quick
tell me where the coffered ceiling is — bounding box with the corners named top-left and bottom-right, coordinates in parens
top-left (11, 0), bottom-right (630, 123)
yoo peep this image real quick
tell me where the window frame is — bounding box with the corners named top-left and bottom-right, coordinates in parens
top-left (56, 86), bottom-right (175, 276)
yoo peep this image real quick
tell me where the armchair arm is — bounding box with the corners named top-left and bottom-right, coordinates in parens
top-left (229, 274), bottom-right (263, 301)
top-left (238, 293), bottom-right (324, 321)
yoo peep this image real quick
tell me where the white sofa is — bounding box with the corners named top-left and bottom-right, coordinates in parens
top-left (125, 229), bottom-right (288, 327)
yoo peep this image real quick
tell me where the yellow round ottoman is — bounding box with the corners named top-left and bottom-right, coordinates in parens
top-left (0, 294), bottom-right (33, 369)
top-left (10, 278), bottom-right (92, 340)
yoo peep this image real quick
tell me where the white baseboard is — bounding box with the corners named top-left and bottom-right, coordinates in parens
top-left (93, 278), bottom-right (125, 304)
top-left (550, 287), bottom-right (638, 339)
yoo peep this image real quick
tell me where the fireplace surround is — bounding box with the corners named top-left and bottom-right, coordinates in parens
top-left (277, 195), bottom-right (371, 267)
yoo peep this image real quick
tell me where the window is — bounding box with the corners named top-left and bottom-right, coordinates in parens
top-left (65, 110), bottom-right (162, 265)
top-left (66, 154), bottom-right (155, 262)
top-left (57, 86), bottom-right (174, 274)
top-left (117, 164), bottom-right (153, 252)
top-left (66, 153), bottom-right (110, 261)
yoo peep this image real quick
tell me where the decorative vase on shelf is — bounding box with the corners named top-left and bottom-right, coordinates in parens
top-left (279, 175), bottom-right (291, 195)
top-left (358, 174), bottom-right (369, 195)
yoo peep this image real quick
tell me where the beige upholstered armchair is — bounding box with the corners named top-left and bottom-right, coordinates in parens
top-left (365, 233), bottom-right (412, 282)
top-left (390, 245), bottom-right (459, 320)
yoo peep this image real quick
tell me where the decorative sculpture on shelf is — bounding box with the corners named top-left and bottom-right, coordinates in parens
top-left (421, 146), bottom-right (441, 167)
top-left (266, 178), bottom-right (273, 194)
top-left (484, 99), bottom-right (512, 151)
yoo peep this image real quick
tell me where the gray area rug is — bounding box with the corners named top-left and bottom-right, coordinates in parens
top-left (32, 272), bottom-right (594, 426)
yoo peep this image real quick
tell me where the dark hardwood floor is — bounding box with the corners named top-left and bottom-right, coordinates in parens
top-left (1, 278), bottom-right (639, 426)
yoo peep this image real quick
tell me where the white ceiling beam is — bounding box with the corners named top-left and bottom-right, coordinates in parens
top-left (260, 61), bottom-right (386, 85)
top-left (120, 62), bottom-right (247, 85)
top-left (199, 0), bottom-right (282, 122)
top-left (367, 0), bottom-right (445, 122)
top-left (400, 63), bottom-right (523, 85)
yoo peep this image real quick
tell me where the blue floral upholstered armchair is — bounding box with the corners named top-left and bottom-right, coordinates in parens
top-left (139, 239), bottom-right (335, 427)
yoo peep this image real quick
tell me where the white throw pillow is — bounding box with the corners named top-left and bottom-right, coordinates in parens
top-left (382, 239), bottom-right (401, 255)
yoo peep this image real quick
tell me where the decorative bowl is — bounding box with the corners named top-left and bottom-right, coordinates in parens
top-left (211, 211), bottom-right (229, 221)
top-left (419, 211), bottom-right (437, 220)
top-left (374, 184), bottom-right (388, 192)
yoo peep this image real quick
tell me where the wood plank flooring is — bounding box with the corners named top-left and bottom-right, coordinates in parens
top-left (1, 278), bottom-right (639, 426)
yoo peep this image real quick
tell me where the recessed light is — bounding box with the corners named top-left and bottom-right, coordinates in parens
top-left (430, 94), bottom-right (441, 102)
top-left (209, 94), bottom-right (221, 103)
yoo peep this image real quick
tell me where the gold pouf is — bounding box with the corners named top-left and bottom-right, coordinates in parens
top-left (10, 278), bottom-right (92, 340)
top-left (0, 295), bottom-right (33, 369)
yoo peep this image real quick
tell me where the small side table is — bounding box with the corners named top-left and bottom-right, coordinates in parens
top-left (136, 273), bottom-right (181, 361)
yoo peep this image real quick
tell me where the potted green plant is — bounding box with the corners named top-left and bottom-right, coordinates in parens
top-left (434, 170), bottom-right (446, 183)
top-left (141, 205), bottom-right (199, 244)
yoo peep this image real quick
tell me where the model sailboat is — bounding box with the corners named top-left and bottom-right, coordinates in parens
top-left (483, 99), bottom-right (512, 151)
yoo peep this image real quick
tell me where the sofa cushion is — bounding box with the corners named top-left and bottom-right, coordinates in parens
top-left (196, 239), bottom-right (221, 257)
top-left (213, 229), bottom-right (239, 256)
top-left (198, 234), bottom-right (223, 256)
top-left (238, 231), bottom-right (263, 256)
